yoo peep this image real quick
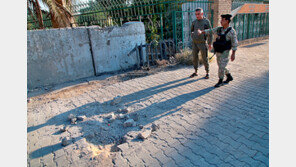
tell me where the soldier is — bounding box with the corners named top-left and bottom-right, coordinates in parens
top-left (189, 8), bottom-right (213, 79)
top-left (198, 14), bottom-right (238, 87)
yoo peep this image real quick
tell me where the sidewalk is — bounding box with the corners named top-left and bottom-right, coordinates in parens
top-left (27, 39), bottom-right (269, 167)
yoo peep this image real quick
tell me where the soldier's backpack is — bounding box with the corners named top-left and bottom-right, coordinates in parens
top-left (213, 27), bottom-right (232, 53)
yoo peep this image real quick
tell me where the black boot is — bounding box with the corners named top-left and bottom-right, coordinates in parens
top-left (214, 79), bottom-right (223, 87)
top-left (223, 73), bottom-right (233, 84)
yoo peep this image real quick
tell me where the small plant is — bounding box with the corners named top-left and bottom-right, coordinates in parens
top-left (175, 48), bottom-right (215, 65)
top-left (175, 48), bottom-right (193, 65)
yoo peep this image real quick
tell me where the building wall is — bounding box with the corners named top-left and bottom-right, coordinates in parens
top-left (213, 0), bottom-right (232, 27)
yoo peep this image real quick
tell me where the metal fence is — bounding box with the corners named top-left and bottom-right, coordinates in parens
top-left (231, 12), bottom-right (269, 41)
top-left (28, 0), bottom-right (214, 48)
top-left (128, 39), bottom-right (177, 68)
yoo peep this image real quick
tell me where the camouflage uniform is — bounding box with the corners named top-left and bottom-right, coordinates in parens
top-left (204, 26), bottom-right (238, 79)
top-left (191, 17), bottom-right (213, 73)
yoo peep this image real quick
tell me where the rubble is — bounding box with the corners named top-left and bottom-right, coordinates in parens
top-left (106, 113), bottom-right (115, 119)
top-left (110, 96), bottom-right (122, 106)
top-left (123, 119), bottom-right (135, 127)
top-left (68, 114), bottom-right (75, 120)
top-left (77, 115), bottom-right (86, 121)
top-left (71, 117), bottom-right (77, 124)
top-left (151, 123), bottom-right (160, 132)
top-left (106, 113), bottom-right (116, 123)
top-left (121, 107), bottom-right (131, 114)
top-left (138, 128), bottom-right (152, 139)
top-left (60, 126), bottom-right (69, 132)
top-left (117, 113), bottom-right (125, 119)
top-left (62, 137), bottom-right (70, 146)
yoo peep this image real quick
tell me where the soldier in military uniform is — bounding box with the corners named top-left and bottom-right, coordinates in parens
top-left (198, 14), bottom-right (238, 87)
top-left (189, 8), bottom-right (213, 79)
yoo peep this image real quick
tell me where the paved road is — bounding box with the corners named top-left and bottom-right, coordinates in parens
top-left (27, 39), bottom-right (269, 167)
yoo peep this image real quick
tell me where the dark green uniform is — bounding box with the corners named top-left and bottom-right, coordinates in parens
top-left (191, 17), bottom-right (213, 73)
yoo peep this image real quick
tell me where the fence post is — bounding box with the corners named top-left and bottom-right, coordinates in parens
top-left (160, 14), bottom-right (164, 40)
top-left (242, 14), bottom-right (245, 40)
top-left (140, 43), bottom-right (144, 66)
top-left (172, 10), bottom-right (177, 51)
top-left (135, 44), bottom-right (140, 69)
top-left (246, 14), bottom-right (250, 39)
top-left (181, 12), bottom-right (184, 50)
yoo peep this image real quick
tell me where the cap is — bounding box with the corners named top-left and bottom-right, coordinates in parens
top-left (221, 14), bottom-right (232, 20)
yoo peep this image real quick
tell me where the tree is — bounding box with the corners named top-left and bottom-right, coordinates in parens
top-left (27, 0), bottom-right (76, 29)
top-left (27, 0), bottom-right (44, 29)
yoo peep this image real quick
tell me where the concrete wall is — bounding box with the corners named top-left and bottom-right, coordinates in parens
top-left (89, 22), bottom-right (145, 74)
top-left (27, 22), bottom-right (146, 89)
top-left (27, 28), bottom-right (94, 89)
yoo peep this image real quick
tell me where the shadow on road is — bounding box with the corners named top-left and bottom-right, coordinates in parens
top-left (28, 70), bottom-right (268, 163)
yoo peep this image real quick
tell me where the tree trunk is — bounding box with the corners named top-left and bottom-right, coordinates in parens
top-left (31, 0), bottom-right (44, 29)
top-left (50, 0), bottom-right (76, 28)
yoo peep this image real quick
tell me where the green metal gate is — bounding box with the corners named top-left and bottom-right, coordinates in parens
top-left (28, 0), bottom-right (214, 48)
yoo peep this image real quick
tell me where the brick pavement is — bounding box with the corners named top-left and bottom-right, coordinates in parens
top-left (27, 39), bottom-right (269, 167)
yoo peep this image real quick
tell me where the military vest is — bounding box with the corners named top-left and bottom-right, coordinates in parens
top-left (213, 27), bottom-right (232, 53)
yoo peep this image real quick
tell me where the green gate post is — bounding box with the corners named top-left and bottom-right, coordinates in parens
top-left (242, 14), bottom-right (245, 40)
top-left (138, 16), bottom-right (141, 22)
top-left (211, 9), bottom-right (214, 29)
top-left (263, 13), bottom-right (267, 35)
top-left (247, 14), bottom-right (250, 39)
top-left (259, 13), bottom-right (262, 37)
top-left (181, 12), bottom-right (184, 49)
top-left (252, 14), bottom-right (254, 38)
top-left (160, 13), bottom-right (164, 40)
top-left (172, 10), bottom-right (177, 51)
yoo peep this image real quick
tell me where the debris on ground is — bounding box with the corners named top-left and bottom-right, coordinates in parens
top-left (68, 114), bottom-right (76, 120)
top-left (110, 96), bottom-right (122, 106)
top-left (138, 128), bottom-right (152, 139)
top-left (129, 113), bottom-right (139, 121)
top-left (62, 137), bottom-right (70, 146)
top-left (77, 115), bottom-right (86, 121)
top-left (71, 117), bottom-right (77, 124)
top-left (123, 119), bottom-right (135, 127)
top-left (60, 126), bottom-right (69, 132)
top-left (151, 123), bottom-right (160, 132)
top-left (118, 107), bottom-right (131, 114)
top-left (117, 113), bottom-right (125, 119)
